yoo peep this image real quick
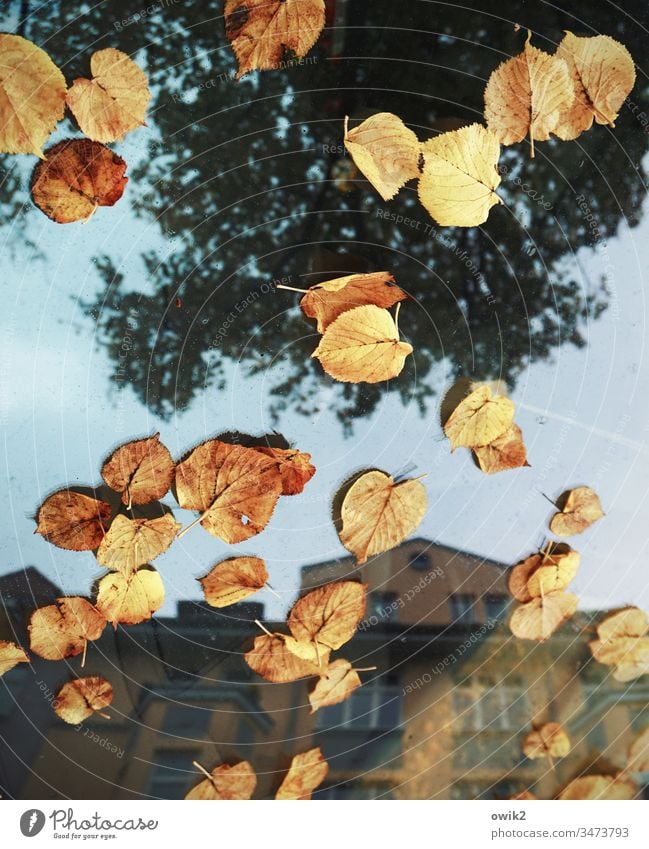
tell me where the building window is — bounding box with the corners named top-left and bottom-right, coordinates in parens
top-left (146, 749), bottom-right (200, 799)
top-left (368, 591), bottom-right (399, 623)
top-left (161, 704), bottom-right (211, 736)
top-left (484, 594), bottom-right (509, 620)
top-left (316, 684), bottom-right (402, 731)
top-left (450, 593), bottom-right (477, 624)
top-left (410, 550), bottom-right (431, 571)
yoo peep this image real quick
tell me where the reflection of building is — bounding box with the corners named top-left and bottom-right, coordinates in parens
top-left (1, 545), bottom-right (648, 800)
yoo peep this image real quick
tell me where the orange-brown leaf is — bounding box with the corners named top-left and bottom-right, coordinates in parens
top-left (509, 591), bottom-right (577, 641)
top-left (444, 384), bottom-right (515, 451)
top-left (508, 554), bottom-right (542, 603)
top-left (559, 774), bottom-right (636, 800)
top-left (35, 490), bottom-right (111, 551)
top-left (101, 434), bottom-right (175, 506)
top-left (96, 514), bottom-right (180, 576)
top-left (31, 139), bottom-right (127, 224)
top-left (522, 722), bottom-right (570, 760)
top-left (473, 423), bottom-right (529, 474)
top-left (0, 640), bottom-right (29, 677)
top-left (29, 597), bottom-right (106, 661)
top-left (275, 747), bottom-right (329, 800)
top-left (95, 567), bottom-right (165, 626)
top-left (254, 447), bottom-right (315, 495)
top-left (244, 633), bottom-right (329, 682)
top-left (199, 556), bottom-right (268, 608)
top-left (185, 761), bottom-right (257, 800)
top-left (309, 659), bottom-right (362, 713)
top-left (54, 676), bottom-right (113, 725)
top-left (550, 486), bottom-right (604, 537)
top-left (287, 581), bottom-right (366, 650)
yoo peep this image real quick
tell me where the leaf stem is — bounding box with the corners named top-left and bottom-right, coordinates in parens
top-left (265, 582), bottom-right (281, 600)
top-left (193, 761), bottom-right (214, 781)
top-left (254, 619), bottom-right (274, 637)
top-left (394, 301), bottom-right (402, 335)
top-left (276, 284), bottom-right (309, 294)
top-left (354, 666), bottom-right (378, 673)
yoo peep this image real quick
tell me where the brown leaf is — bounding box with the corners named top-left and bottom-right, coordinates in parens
top-left (484, 31), bottom-right (574, 157)
top-left (54, 676), bottom-right (113, 725)
top-left (339, 470), bottom-right (427, 564)
top-left (29, 597), bottom-right (106, 661)
top-left (287, 581), bottom-right (366, 650)
top-left (555, 33), bottom-right (635, 140)
top-left (509, 591), bottom-right (578, 641)
top-left (275, 747), bottom-right (329, 800)
top-left (199, 556), bottom-right (268, 608)
top-left (298, 272), bottom-right (408, 334)
top-left (66, 48), bottom-right (151, 143)
top-left (0, 641), bottom-right (29, 677)
top-left (589, 607), bottom-right (649, 682)
top-left (31, 139), bottom-right (128, 224)
top-left (344, 113), bottom-right (421, 201)
top-left (185, 761), bottom-right (257, 800)
top-left (312, 304), bottom-right (413, 383)
top-left (254, 447), bottom-right (316, 495)
top-left (559, 774), bottom-right (636, 800)
top-left (96, 514), bottom-right (180, 576)
top-left (627, 726), bottom-right (649, 773)
top-left (35, 490), bottom-right (111, 551)
top-left (101, 433), bottom-right (175, 507)
top-left (550, 486), bottom-right (604, 537)
top-left (444, 384), bottom-right (515, 451)
top-left (224, 0), bottom-right (325, 79)
top-left (473, 423), bottom-right (529, 474)
top-left (244, 633), bottom-right (330, 682)
top-left (175, 440), bottom-right (283, 543)
top-left (0, 34), bottom-right (66, 157)
top-left (95, 567), bottom-right (165, 626)
top-left (508, 554), bottom-right (542, 603)
top-left (309, 659), bottom-right (362, 713)
top-left (522, 722), bottom-right (570, 760)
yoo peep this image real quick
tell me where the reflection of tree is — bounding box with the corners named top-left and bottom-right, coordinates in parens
top-left (2, 0), bottom-right (648, 430)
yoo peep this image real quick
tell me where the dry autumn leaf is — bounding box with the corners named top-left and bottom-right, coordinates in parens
top-left (244, 633), bottom-right (330, 682)
top-left (312, 304), bottom-right (413, 383)
top-left (31, 139), bottom-right (128, 224)
top-left (54, 676), bottom-right (113, 725)
top-left (559, 774), bottom-right (636, 800)
top-left (484, 31), bottom-right (574, 157)
top-left (29, 597), bottom-right (106, 661)
top-left (444, 384), bottom-right (515, 451)
top-left (185, 761), bottom-right (257, 800)
top-left (339, 470), bottom-right (427, 564)
top-left (254, 447), bottom-right (316, 495)
top-left (509, 591), bottom-right (578, 641)
top-left (509, 791), bottom-right (537, 800)
top-left (66, 48), bottom-right (151, 143)
top-left (309, 659), bottom-right (362, 713)
top-left (589, 607), bottom-right (649, 682)
top-left (95, 567), bottom-right (165, 626)
top-left (295, 271), bottom-right (408, 334)
top-left (554, 33), bottom-right (635, 140)
top-left (0, 640), bottom-right (29, 677)
top-left (224, 0), bottom-right (325, 79)
top-left (275, 747), bottom-right (329, 800)
top-left (626, 726), bottom-right (649, 774)
top-left (508, 553), bottom-right (543, 603)
top-left (96, 514), bottom-right (180, 576)
top-left (101, 434), bottom-right (175, 507)
top-left (343, 113), bottom-right (421, 201)
top-left (35, 489), bottom-right (111, 551)
top-left (550, 486), bottom-right (604, 537)
top-left (175, 440), bottom-right (283, 543)
top-left (523, 722), bottom-right (570, 760)
top-left (419, 123), bottom-right (502, 225)
top-left (526, 546), bottom-right (580, 598)
top-left (287, 581), bottom-right (366, 651)
top-left (0, 34), bottom-right (66, 157)
top-left (199, 556), bottom-right (268, 608)
top-left (473, 423), bottom-right (529, 474)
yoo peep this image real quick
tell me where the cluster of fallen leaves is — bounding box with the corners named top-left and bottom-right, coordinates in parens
top-left (279, 272), bottom-right (413, 383)
top-left (186, 746), bottom-right (328, 800)
top-left (344, 31), bottom-right (634, 225)
top-left (0, 35), bottom-right (151, 222)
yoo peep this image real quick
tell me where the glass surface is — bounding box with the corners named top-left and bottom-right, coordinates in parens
top-left (1, 0), bottom-right (649, 800)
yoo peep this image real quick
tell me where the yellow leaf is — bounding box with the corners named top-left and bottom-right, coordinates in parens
top-left (526, 546), bottom-right (580, 598)
top-left (550, 486), bottom-right (604, 537)
top-left (484, 32), bottom-right (574, 157)
top-left (185, 761), bottom-right (257, 800)
top-left (443, 384), bottom-right (515, 451)
top-left (224, 0), bottom-right (325, 79)
top-left (244, 633), bottom-right (330, 682)
top-left (0, 34), bottom-right (66, 157)
top-left (96, 514), bottom-right (180, 576)
top-left (66, 48), bottom-right (151, 143)
top-left (95, 567), bottom-right (165, 626)
top-left (199, 556), bottom-right (268, 608)
top-left (35, 489), bottom-right (111, 551)
top-left (344, 113), bottom-right (421, 201)
top-left (473, 423), bottom-right (529, 474)
top-left (0, 640), bottom-right (29, 677)
top-left (559, 774), bottom-right (636, 800)
top-left (101, 433), bottom-right (175, 507)
top-left (555, 32), bottom-right (635, 140)
top-left (54, 676), bottom-right (113, 725)
top-left (418, 123), bottom-right (502, 226)
top-left (29, 597), bottom-right (106, 661)
top-left (312, 304), bottom-right (413, 383)
top-left (589, 607), bottom-right (649, 682)
top-left (309, 659), bottom-right (362, 713)
top-left (339, 470), bottom-right (427, 564)
top-left (522, 722), bottom-right (570, 760)
top-left (275, 747), bottom-right (329, 800)
top-left (509, 591), bottom-right (577, 641)
top-left (298, 271), bottom-right (408, 333)
top-left (175, 440), bottom-right (283, 543)
top-left (287, 581), bottom-right (366, 650)
top-left (254, 447), bottom-right (316, 495)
